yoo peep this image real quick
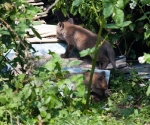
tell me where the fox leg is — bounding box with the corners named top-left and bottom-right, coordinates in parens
top-left (61, 44), bottom-right (75, 58)
top-left (98, 56), bottom-right (109, 69)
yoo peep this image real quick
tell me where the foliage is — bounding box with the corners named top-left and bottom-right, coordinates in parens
top-left (0, 53), bottom-right (150, 124)
top-left (144, 53), bottom-right (150, 64)
top-left (53, 0), bottom-right (150, 59)
top-left (0, 0), bottom-right (150, 124)
top-left (0, 0), bottom-right (41, 78)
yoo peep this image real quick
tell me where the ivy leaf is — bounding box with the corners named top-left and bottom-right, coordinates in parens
top-left (112, 8), bottom-right (124, 24)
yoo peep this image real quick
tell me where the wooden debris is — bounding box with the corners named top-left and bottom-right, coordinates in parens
top-left (26, 0), bottom-right (41, 3)
top-left (29, 2), bottom-right (44, 6)
top-left (26, 37), bottom-right (58, 43)
top-left (26, 24), bottom-right (56, 35)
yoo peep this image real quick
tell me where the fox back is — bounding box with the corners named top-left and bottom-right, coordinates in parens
top-left (56, 18), bottom-right (116, 69)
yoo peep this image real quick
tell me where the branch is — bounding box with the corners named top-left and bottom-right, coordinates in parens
top-left (37, 0), bottom-right (59, 16)
top-left (0, 18), bottom-right (26, 50)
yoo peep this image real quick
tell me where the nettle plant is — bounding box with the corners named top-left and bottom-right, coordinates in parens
top-left (53, 0), bottom-right (150, 59)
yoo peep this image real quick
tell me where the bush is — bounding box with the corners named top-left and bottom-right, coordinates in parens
top-left (0, 0), bottom-right (150, 124)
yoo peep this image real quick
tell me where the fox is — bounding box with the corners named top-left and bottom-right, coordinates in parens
top-left (56, 18), bottom-right (116, 69)
top-left (83, 71), bottom-right (108, 102)
top-left (68, 71), bottom-right (108, 102)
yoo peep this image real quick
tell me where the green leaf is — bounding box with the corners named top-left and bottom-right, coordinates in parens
top-left (30, 26), bottom-right (42, 39)
top-left (129, 23), bottom-right (136, 31)
top-left (72, 0), bottom-right (84, 7)
top-left (134, 109), bottom-right (138, 116)
top-left (0, 107), bottom-right (5, 117)
top-left (116, 21), bottom-right (132, 27)
top-left (105, 23), bottom-right (120, 29)
top-left (0, 27), bottom-right (10, 35)
top-left (0, 96), bottom-right (8, 104)
top-left (68, 60), bottom-right (81, 67)
top-left (75, 84), bottom-right (85, 97)
top-left (44, 97), bottom-right (51, 104)
top-left (18, 73), bottom-right (25, 81)
top-left (39, 107), bottom-right (47, 117)
top-left (140, 0), bottom-right (150, 5)
top-left (112, 8), bottom-right (124, 24)
top-left (79, 47), bottom-right (97, 57)
top-left (136, 15), bottom-right (147, 21)
top-left (44, 61), bottom-right (55, 71)
top-left (79, 48), bottom-right (91, 57)
top-left (144, 53), bottom-right (150, 64)
top-left (63, 86), bottom-right (70, 96)
top-left (25, 88), bottom-right (32, 99)
top-left (116, 0), bottom-right (124, 9)
top-left (146, 84), bottom-right (150, 96)
top-left (144, 29), bottom-right (150, 39)
top-left (49, 85), bottom-right (59, 94)
top-left (103, 4), bottom-right (114, 18)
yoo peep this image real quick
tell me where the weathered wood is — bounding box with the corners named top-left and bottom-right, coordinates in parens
top-left (26, 0), bottom-right (41, 3)
top-left (34, 14), bottom-right (48, 20)
top-left (33, 20), bottom-right (46, 24)
top-left (26, 37), bottom-right (58, 43)
top-left (29, 2), bottom-right (44, 6)
top-left (26, 24), bottom-right (57, 36)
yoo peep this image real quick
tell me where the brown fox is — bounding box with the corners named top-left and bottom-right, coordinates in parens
top-left (83, 71), bottom-right (108, 102)
top-left (56, 18), bottom-right (116, 69)
top-left (68, 71), bottom-right (108, 102)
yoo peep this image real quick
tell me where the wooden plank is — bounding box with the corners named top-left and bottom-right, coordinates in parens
top-left (26, 24), bottom-right (56, 36)
top-left (26, 0), bottom-right (41, 3)
top-left (29, 2), bottom-right (44, 6)
top-left (26, 37), bottom-right (59, 43)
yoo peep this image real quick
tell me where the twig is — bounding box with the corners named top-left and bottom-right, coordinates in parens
top-left (37, 0), bottom-right (59, 16)
top-left (126, 40), bottom-right (135, 57)
top-left (0, 18), bottom-right (27, 50)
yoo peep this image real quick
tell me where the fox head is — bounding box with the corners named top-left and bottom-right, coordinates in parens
top-left (56, 18), bottom-right (74, 40)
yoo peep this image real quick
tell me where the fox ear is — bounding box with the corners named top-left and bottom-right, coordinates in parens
top-left (67, 18), bottom-right (74, 24)
top-left (58, 22), bottom-right (64, 30)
